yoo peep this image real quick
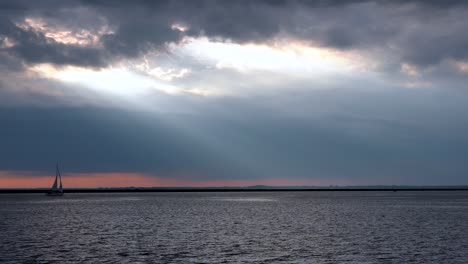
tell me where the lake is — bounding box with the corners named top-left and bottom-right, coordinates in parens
top-left (1, 191), bottom-right (468, 263)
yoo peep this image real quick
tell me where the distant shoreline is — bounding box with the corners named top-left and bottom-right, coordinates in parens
top-left (1, 187), bottom-right (468, 193)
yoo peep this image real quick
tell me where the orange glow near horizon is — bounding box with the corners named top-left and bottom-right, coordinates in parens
top-left (0, 171), bottom-right (339, 188)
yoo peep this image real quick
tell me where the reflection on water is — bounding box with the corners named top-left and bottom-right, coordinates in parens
top-left (28, 196), bottom-right (144, 204)
top-left (207, 197), bottom-right (276, 202)
top-left (1, 191), bottom-right (468, 263)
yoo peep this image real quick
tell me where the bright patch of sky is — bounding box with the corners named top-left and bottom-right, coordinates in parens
top-left (28, 37), bottom-right (375, 99)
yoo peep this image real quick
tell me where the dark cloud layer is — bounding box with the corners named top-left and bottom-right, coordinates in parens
top-left (1, 0), bottom-right (468, 68)
top-left (2, 1), bottom-right (468, 185)
top-left (1, 84), bottom-right (468, 184)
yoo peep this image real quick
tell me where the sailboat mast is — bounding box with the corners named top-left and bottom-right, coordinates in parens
top-left (46, 162), bottom-right (64, 196)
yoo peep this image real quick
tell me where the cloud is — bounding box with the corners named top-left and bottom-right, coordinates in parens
top-left (1, 83), bottom-right (468, 185)
top-left (0, 0), bottom-right (468, 70)
top-left (2, 0), bottom-right (468, 186)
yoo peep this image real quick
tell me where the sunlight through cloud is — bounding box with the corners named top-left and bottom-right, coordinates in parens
top-left (181, 38), bottom-right (364, 75)
top-left (29, 64), bottom-right (181, 96)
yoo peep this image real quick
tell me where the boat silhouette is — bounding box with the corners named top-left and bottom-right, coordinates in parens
top-left (46, 163), bottom-right (63, 196)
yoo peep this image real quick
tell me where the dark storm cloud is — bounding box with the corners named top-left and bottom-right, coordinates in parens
top-left (1, 84), bottom-right (468, 184)
top-left (0, 7), bottom-right (107, 67)
top-left (2, 0), bottom-right (468, 186)
top-left (1, 0), bottom-right (468, 68)
top-left (9, 34), bottom-right (107, 68)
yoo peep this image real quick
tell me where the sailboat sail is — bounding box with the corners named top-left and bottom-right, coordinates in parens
top-left (51, 174), bottom-right (58, 191)
top-left (47, 163), bottom-right (64, 196)
top-left (58, 165), bottom-right (63, 192)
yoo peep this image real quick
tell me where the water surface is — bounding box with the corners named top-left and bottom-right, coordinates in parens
top-left (1, 191), bottom-right (468, 263)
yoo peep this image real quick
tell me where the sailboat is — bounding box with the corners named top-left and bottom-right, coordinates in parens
top-left (46, 163), bottom-right (64, 196)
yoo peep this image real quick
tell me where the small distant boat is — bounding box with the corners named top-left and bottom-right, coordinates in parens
top-left (46, 163), bottom-right (63, 196)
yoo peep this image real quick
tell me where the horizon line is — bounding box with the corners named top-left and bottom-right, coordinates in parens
top-left (2, 185), bottom-right (468, 193)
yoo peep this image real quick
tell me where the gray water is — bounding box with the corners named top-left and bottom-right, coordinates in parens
top-left (1, 192), bottom-right (468, 263)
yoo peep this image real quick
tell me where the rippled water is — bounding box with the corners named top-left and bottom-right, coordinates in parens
top-left (1, 191), bottom-right (468, 263)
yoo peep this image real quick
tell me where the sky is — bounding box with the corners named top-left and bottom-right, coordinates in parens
top-left (1, 0), bottom-right (468, 188)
